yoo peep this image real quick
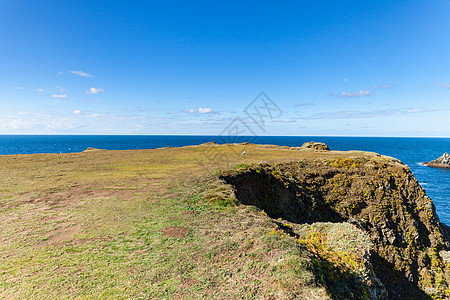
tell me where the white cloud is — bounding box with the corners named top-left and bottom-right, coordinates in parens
top-left (52, 94), bottom-right (67, 98)
top-left (69, 70), bottom-right (94, 78)
top-left (73, 110), bottom-right (82, 114)
top-left (85, 87), bottom-right (104, 95)
top-left (14, 86), bottom-right (24, 90)
top-left (56, 86), bottom-right (65, 91)
top-left (437, 83), bottom-right (450, 89)
top-left (341, 90), bottom-right (370, 98)
top-left (35, 88), bottom-right (45, 92)
top-left (186, 107), bottom-right (218, 115)
top-left (198, 107), bottom-right (212, 114)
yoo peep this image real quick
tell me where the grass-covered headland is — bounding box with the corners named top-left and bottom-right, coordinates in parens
top-left (1, 143), bottom-right (449, 299)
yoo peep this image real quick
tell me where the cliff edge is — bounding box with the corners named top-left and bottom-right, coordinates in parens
top-left (221, 146), bottom-right (450, 299)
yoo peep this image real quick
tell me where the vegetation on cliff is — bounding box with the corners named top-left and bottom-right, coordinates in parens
top-left (221, 149), bottom-right (450, 299)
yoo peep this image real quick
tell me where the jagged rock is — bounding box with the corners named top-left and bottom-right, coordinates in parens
top-left (200, 141), bottom-right (217, 146)
top-left (83, 147), bottom-right (104, 152)
top-left (440, 250), bottom-right (450, 264)
top-left (296, 222), bottom-right (388, 300)
top-left (424, 152), bottom-right (450, 168)
top-left (300, 142), bottom-right (330, 151)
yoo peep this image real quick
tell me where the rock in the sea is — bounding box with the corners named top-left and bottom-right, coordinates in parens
top-left (424, 152), bottom-right (450, 168)
top-left (300, 141), bottom-right (330, 151)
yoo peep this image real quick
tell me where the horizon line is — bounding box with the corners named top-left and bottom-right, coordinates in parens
top-left (1, 134), bottom-right (450, 138)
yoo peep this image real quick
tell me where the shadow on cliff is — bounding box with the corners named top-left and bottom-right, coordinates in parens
top-left (221, 169), bottom-right (433, 300)
top-left (370, 253), bottom-right (431, 300)
top-left (221, 168), bottom-right (345, 224)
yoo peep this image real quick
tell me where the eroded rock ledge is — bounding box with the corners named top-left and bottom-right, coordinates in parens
top-left (424, 152), bottom-right (450, 168)
top-left (221, 147), bottom-right (450, 299)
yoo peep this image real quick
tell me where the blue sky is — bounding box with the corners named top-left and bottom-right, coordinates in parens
top-left (1, 0), bottom-right (449, 136)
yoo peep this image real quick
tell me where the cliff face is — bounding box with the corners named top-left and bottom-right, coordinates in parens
top-left (221, 151), bottom-right (450, 299)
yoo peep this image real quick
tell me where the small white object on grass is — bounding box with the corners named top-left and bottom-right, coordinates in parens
top-left (242, 151), bottom-right (246, 155)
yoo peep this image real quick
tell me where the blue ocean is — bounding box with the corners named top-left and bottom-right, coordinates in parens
top-left (1, 135), bottom-right (449, 225)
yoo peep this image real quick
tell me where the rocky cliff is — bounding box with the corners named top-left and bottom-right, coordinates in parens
top-left (425, 152), bottom-right (450, 168)
top-left (220, 146), bottom-right (450, 299)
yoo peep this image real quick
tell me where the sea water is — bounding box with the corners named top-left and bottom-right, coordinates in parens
top-left (1, 135), bottom-right (449, 224)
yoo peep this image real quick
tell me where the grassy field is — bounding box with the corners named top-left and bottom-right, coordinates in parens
top-left (0, 143), bottom-right (393, 299)
top-left (0, 143), bottom-right (344, 299)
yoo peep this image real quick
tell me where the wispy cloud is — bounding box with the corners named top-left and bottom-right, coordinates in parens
top-left (35, 88), bottom-right (45, 92)
top-left (341, 90), bottom-right (370, 98)
top-left (437, 83), bottom-right (450, 89)
top-left (372, 84), bottom-right (392, 89)
top-left (295, 102), bottom-right (314, 107)
top-left (271, 119), bottom-right (297, 123)
top-left (303, 108), bottom-right (447, 120)
top-left (130, 106), bottom-right (152, 113)
top-left (0, 111), bottom-right (149, 133)
top-left (56, 86), bottom-right (65, 91)
top-left (85, 87), bottom-right (104, 95)
top-left (13, 86), bottom-right (24, 90)
top-left (69, 70), bottom-right (94, 78)
top-left (0, 110), bottom-right (233, 134)
top-left (52, 94), bottom-right (67, 98)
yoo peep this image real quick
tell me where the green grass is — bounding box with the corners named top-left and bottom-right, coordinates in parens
top-left (0, 144), bottom-right (337, 299)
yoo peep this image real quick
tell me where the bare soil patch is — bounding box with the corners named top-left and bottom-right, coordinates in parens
top-left (159, 226), bottom-right (189, 238)
top-left (39, 223), bottom-right (81, 248)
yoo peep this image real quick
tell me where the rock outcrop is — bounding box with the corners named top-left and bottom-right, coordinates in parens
top-left (424, 152), bottom-right (450, 168)
top-left (300, 141), bottom-right (330, 151)
top-left (221, 152), bottom-right (450, 299)
top-left (83, 147), bottom-right (104, 152)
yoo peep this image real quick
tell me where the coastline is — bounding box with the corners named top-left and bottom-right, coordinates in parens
top-left (2, 135), bottom-right (450, 224)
